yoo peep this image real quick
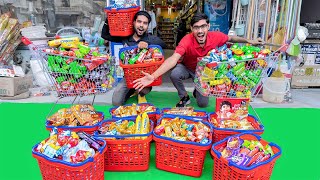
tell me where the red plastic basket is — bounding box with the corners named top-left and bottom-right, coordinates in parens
top-left (94, 119), bottom-right (153, 171)
top-left (209, 113), bottom-right (264, 143)
top-left (211, 133), bottom-right (282, 180)
top-left (32, 138), bottom-right (106, 180)
top-left (104, 6), bottom-right (140, 36)
top-left (153, 116), bottom-right (213, 177)
top-left (119, 45), bottom-right (164, 89)
top-left (120, 59), bottom-right (164, 88)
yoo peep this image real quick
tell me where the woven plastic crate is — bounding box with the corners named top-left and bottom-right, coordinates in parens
top-left (153, 115), bottom-right (213, 177)
top-left (119, 45), bottom-right (164, 88)
top-left (157, 108), bottom-right (208, 121)
top-left (32, 137), bottom-right (106, 180)
top-left (211, 133), bottom-right (281, 180)
top-left (104, 6), bottom-right (140, 36)
top-left (109, 103), bottom-right (159, 126)
top-left (94, 118), bottom-right (153, 171)
top-left (208, 113), bottom-right (264, 143)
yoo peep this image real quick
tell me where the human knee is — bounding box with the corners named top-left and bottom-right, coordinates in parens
top-left (139, 87), bottom-right (152, 96)
top-left (112, 93), bottom-right (124, 106)
top-left (197, 100), bottom-right (209, 108)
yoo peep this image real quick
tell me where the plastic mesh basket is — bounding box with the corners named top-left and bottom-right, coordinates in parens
top-left (94, 118), bottom-right (153, 171)
top-left (211, 133), bottom-right (281, 180)
top-left (119, 45), bottom-right (164, 88)
top-left (153, 115), bottom-right (213, 177)
top-left (32, 138), bottom-right (106, 180)
top-left (104, 6), bottom-right (140, 36)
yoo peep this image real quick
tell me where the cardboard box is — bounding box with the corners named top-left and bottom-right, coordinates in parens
top-left (291, 65), bottom-right (320, 87)
top-left (0, 75), bottom-right (33, 96)
top-left (301, 43), bottom-right (320, 65)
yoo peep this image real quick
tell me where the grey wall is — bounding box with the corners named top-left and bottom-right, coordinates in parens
top-left (300, 0), bottom-right (320, 23)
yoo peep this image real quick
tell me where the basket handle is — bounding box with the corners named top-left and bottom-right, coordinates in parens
top-left (21, 36), bottom-right (32, 45)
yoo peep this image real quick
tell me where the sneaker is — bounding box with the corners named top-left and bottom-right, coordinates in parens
top-left (193, 89), bottom-right (197, 99)
top-left (138, 94), bottom-right (147, 103)
top-left (176, 95), bottom-right (191, 107)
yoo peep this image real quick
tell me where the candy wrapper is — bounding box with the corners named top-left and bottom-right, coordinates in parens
top-left (0, 18), bottom-right (18, 45)
top-left (36, 129), bottom-right (99, 163)
top-left (97, 112), bottom-right (151, 140)
top-left (47, 104), bottom-right (103, 127)
top-left (154, 117), bottom-right (211, 144)
top-left (112, 103), bottom-right (157, 118)
top-left (120, 47), bottom-right (163, 65)
top-left (195, 44), bottom-right (272, 98)
top-left (219, 136), bottom-right (275, 167)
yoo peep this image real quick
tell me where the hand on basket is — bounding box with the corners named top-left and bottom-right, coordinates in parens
top-left (138, 41), bottom-right (148, 49)
top-left (248, 38), bottom-right (265, 46)
top-left (133, 72), bottom-right (155, 92)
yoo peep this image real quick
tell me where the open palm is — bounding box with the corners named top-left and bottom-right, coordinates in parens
top-left (133, 72), bottom-right (154, 91)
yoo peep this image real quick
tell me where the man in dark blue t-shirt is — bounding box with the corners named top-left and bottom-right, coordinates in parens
top-left (102, 11), bottom-right (166, 106)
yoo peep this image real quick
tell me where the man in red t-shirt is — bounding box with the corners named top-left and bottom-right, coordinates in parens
top-left (133, 13), bottom-right (264, 107)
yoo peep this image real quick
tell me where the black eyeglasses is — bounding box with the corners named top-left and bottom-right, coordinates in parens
top-left (192, 24), bottom-right (209, 31)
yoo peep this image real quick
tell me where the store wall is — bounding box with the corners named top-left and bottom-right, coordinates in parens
top-left (159, 9), bottom-right (179, 21)
top-left (300, 0), bottom-right (320, 23)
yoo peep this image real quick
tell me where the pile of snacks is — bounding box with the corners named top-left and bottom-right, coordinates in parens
top-left (98, 113), bottom-right (150, 140)
top-left (43, 34), bottom-right (116, 95)
top-left (46, 40), bottom-right (108, 62)
top-left (194, 44), bottom-right (272, 97)
top-left (163, 107), bottom-right (206, 117)
top-left (211, 117), bottom-right (255, 130)
top-left (0, 13), bottom-right (20, 63)
top-left (35, 129), bottom-right (102, 163)
top-left (47, 104), bottom-right (103, 126)
top-left (120, 47), bottom-right (163, 65)
top-left (218, 136), bottom-right (274, 167)
top-left (108, 0), bottom-right (137, 8)
top-left (154, 117), bottom-right (211, 144)
top-left (111, 103), bottom-right (157, 117)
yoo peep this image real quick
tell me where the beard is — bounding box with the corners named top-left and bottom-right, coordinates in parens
top-left (196, 32), bottom-right (206, 45)
top-left (134, 27), bottom-right (146, 37)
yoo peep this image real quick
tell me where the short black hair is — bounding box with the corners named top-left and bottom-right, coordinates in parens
top-left (191, 13), bottom-right (209, 26)
top-left (220, 101), bottom-right (232, 109)
top-left (134, 11), bottom-right (151, 24)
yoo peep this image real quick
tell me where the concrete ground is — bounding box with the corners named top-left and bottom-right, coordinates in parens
top-left (1, 49), bottom-right (320, 108)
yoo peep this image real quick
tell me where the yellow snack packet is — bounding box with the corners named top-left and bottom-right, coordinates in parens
top-left (134, 115), bottom-right (142, 139)
top-left (140, 112), bottom-right (150, 139)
